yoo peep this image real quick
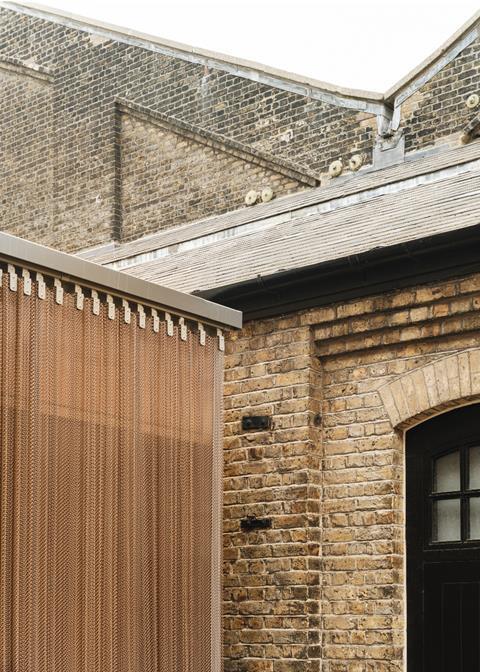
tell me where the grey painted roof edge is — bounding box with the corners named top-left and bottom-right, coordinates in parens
top-left (0, 232), bottom-right (242, 329)
top-left (2, 1), bottom-right (478, 116)
top-left (0, 1), bottom-right (387, 114)
top-left (385, 9), bottom-right (480, 102)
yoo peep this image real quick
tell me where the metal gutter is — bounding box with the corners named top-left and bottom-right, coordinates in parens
top-left (0, 232), bottom-right (242, 329)
top-left (199, 225), bottom-right (480, 321)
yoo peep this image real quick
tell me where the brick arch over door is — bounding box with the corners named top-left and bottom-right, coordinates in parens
top-left (379, 349), bottom-right (480, 429)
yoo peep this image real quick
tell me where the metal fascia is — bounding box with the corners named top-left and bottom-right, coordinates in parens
top-left (0, 232), bottom-right (242, 329)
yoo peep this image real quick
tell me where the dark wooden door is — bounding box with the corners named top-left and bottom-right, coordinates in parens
top-left (407, 404), bottom-right (480, 672)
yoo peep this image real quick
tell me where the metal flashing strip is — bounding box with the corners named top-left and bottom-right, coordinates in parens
top-left (0, 232), bottom-right (242, 329)
top-left (394, 27), bottom-right (479, 107)
top-left (385, 9), bottom-right (480, 102)
top-left (106, 158), bottom-right (480, 272)
top-left (0, 1), bottom-right (387, 115)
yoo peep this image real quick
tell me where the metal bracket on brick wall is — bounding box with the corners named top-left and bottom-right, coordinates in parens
top-left (242, 415), bottom-right (272, 431)
top-left (240, 516), bottom-right (273, 532)
top-left (373, 133), bottom-right (405, 169)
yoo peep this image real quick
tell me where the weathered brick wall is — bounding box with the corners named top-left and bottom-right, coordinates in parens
top-left (0, 8), bottom-right (377, 252)
top-left (224, 316), bottom-right (322, 672)
top-left (0, 62), bottom-right (53, 242)
top-left (119, 112), bottom-right (306, 242)
top-left (1, 8), bottom-right (477, 253)
top-left (400, 35), bottom-right (480, 152)
top-left (224, 271), bottom-right (480, 671)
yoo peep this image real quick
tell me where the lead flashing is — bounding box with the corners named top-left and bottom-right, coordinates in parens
top-left (385, 9), bottom-right (480, 103)
top-left (0, 1), bottom-right (387, 115)
top-left (104, 157), bottom-right (480, 273)
top-left (392, 25), bottom-right (478, 108)
top-left (0, 232), bottom-right (242, 329)
top-left (1, 1), bottom-right (478, 117)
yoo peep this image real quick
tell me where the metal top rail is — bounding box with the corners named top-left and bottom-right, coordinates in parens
top-left (0, 232), bottom-right (242, 329)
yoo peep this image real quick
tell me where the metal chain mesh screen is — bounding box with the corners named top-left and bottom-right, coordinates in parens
top-left (0, 271), bottom-right (223, 672)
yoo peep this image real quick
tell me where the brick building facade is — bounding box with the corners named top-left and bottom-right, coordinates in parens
top-left (2, 3), bottom-right (480, 671)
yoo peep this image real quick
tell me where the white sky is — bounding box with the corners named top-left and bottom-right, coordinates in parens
top-left (28, 0), bottom-right (480, 92)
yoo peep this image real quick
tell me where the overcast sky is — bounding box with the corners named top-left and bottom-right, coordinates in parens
top-left (27, 0), bottom-right (480, 92)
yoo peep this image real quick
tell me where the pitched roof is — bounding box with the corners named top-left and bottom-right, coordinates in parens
top-left (84, 142), bottom-right (480, 296)
top-left (84, 140), bottom-right (480, 257)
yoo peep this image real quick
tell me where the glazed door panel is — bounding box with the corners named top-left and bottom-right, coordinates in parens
top-left (407, 405), bottom-right (480, 672)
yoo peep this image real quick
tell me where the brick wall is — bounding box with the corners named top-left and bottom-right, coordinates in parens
top-left (400, 35), bottom-right (480, 152)
top-left (224, 317), bottom-right (322, 672)
top-left (223, 271), bottom-right (480, 671)
top-left (0, 62), bottom-right (53, 242)
top-left (1, 7), bottom-right (480, 671)
top-left (119, 111), bottom-right (306, 242)
top-left (1, 9), bottom-right (477, 252)
top-left (0, 8), bottom-right (377, 252)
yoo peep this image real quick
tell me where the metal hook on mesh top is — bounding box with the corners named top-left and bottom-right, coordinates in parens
top-left (151, 308), bottom-right (160, 333)
top-left (36, 273), bottom-right (46, 299)
top-left (106, 294), bottom-right (116, 320)
top-left (74, 284), bottom-right (84, 310)
top-left (165, 312), bottom-right (174, 336)
top-left (54, 278), bottom-right (63, 305)
top-left (178, 317), bottom-right (187, 341)
top-left (91, 290), bottom-right (100, 315)
top-left (122, 299), bottom-right (131, 324)
top-left (137, 304), bottom-right (146, 329)
top-left (7, 265), bottom-right (17, 292)
top-left (217, 328), bottom-right (225, 352)
top-left (22, 269), bottom-right (32, 296)
top-left (198, 322), bottom-right (206, 346)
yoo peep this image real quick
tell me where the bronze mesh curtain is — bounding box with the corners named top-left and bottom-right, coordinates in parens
top-left (0, 271), bottom-right (223, 672)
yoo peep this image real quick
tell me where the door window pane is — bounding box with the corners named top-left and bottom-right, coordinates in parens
top-left (469, 497), bottom-right (480, 539)
top-left (432, 498), bottom-right (461, 542)
top-left (469, 446), bottom-right (480, 490)
top-left (433, 451), bottom-right (460, 493)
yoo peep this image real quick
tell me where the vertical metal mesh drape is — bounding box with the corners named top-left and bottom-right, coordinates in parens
top-left (0, 270), bottom-right (223, 672)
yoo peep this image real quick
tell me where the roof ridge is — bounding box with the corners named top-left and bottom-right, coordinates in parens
top-left (385, 9), bottom-right (480, 102)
